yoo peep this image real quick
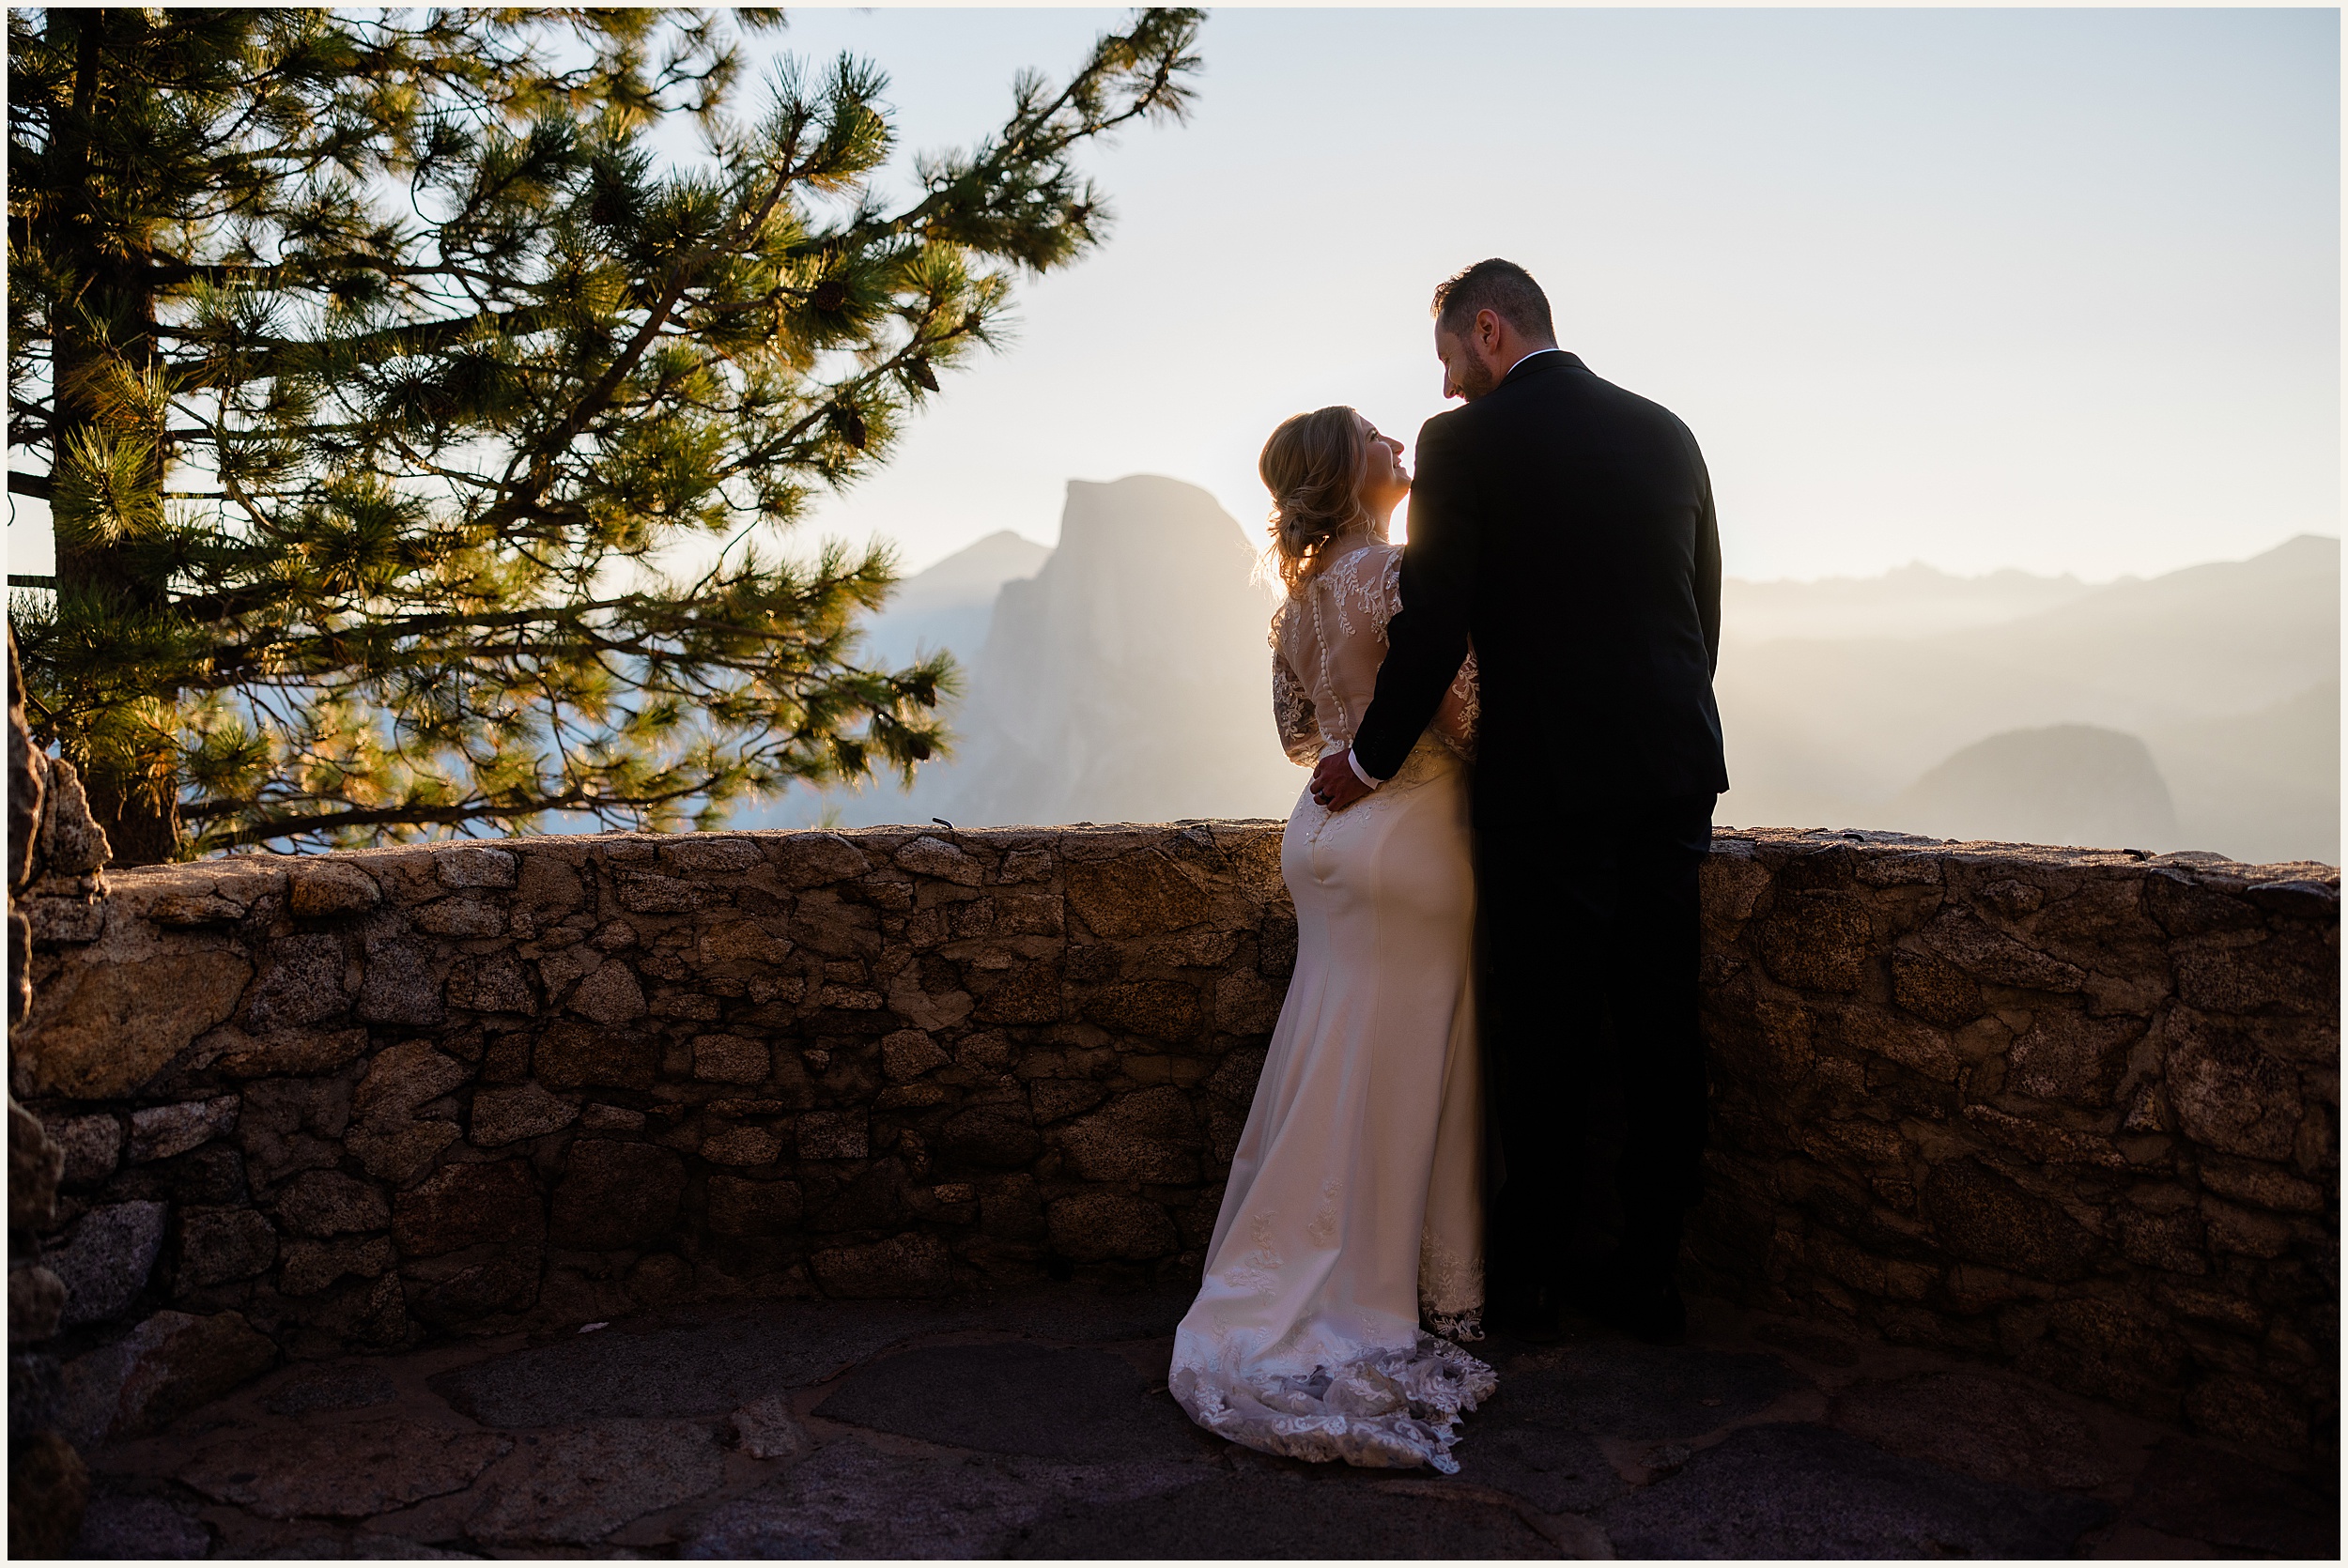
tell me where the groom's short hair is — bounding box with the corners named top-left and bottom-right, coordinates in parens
top-left (1431, 259), bottom-right (1555, 344)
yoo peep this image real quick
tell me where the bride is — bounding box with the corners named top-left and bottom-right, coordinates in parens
top-left (1168, 405), bottom-right (1493, 1474)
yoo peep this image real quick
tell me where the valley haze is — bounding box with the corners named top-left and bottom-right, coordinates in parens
top-left (736, 480), bottom-right (2340, 869)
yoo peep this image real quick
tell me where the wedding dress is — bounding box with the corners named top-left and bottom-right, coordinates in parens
top-left (1169, 537), bottom-right (1494, 1474)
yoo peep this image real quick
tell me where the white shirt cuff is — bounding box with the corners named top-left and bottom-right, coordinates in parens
top-left (1346, 749), bottom-right (1384, 790)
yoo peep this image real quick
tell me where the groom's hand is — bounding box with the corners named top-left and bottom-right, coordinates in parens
top-left (1310, 750), bottom-right (1375, 812)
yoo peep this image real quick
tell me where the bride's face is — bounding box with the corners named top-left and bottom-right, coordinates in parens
top-left (1357, 418), bottom-right (1410, 521)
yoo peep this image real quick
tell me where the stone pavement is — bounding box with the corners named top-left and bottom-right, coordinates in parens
top-left (70, 1287), bottom-right (2336, 1560)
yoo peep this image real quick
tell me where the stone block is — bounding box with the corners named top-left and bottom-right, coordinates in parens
top-left (1888, 944), bottom-right (1982, 1028)
top-left (549, 1140), bottom-right (685, 1250)
top-left (798, 1110), bottom-right (872, 1161)
top-left (1058, 1087), bottom-right (1201, 1184)
top-left (2196, 1154), bottom-right (2325, 1213)
top-left (445, 950), bottom-right (533, 1014)
top-left (567, 961), bottom-right (648, 1024)
top-left (580, 1103), bottom-right (646, 1132)
top-left (348, 1120), bottom-right (461, 1184)
top-left (707, 1176), bottom-right (803, 1236)
top-left (411, 897), bottom-right (503, 937)
top-left (470, 1084), bottom-right (579, 1146)
top-left (123, 1099), bottom-right (238, 1169)
top-left (1046, 1191), bottom-right (1179, 1261)
top-left (1029, 1079), bottom-right (1110, 1125)
top-left (697, 919), bottom-right (794, 965)
top-left (2007, 1009), bottom-right (2144, 1107)
top-left (272, 1170), bottom-right (390, 1238)
top-left (2165, 1014), bottom-right (2302, 1160)
top-left (770, 833), bottom-right (872, 887)
top-left (2184, 1374), bottom-right (2310, 1455)
top-left (1842, 1007), bottom-right (1961, 1084)
top-left (703, 1126), bottom-right (785, 1166)
top-left (46, 1113), bottom-right (120, 1185)
top-left (353, 1040), bottom-right (469, 1129)
top-left (357, 930), bottom-right (442, 1026)
top-left (62, 1309), bottom-right (277, 1446)
top-left (2199, 1195), bottom-right (2294, 1258)
top-left (694, 1033), bottom-right (771, 1084)
top-left (25, 891), bottom-right (106, 945)
top-left (47, 1199), bottom-right (169, 1325)
top-left (11, 1263), bottom-right (65, 1343)
top-left (38, 754), bottom-right (110, 873)
top-left (278, 1235), bottom-right (393, 1297)
top-left (937, 1103), bottom-right (1041, 1168)
top-left (1066, 852), bottom-right (1212, 938)
top-left (999, 847), bottom-right (1056, 883)
top-left (146, 892), bottom-right (245, 926)
top-left (616, 871), bottom-right (713, 913)
top-left (535, 1020), bottom-right (658, 1091)
top-left (1922, 1160), bottom-right (2099, 1283)
top-left (464, 1417), bottom-right (726, 1544)
top-left (287, 860), bottom-right (381, 917)
top-left (660, 835), bottom-right (763, 872)
top-left (237, 1077), bottom-right (353, 1188)
top-left (207, 1023), bottom-right (369, 1078)
top-left (1760, 892), bottom-right (1873, 992)
top-left (880, 1029), bottom-right (949, 1082)
top-left (809, 1232), bottom-right (952, 1298)
top-left (10, 1099), bottom-right (61, 1228)
top-left (177, 1207), bottom-right (277, 1288)
top-left (433, 845), bottom-right (517, 888)
top-left (18, 950), bottom-right (253, 1099)
top-left (2175, 929), bottom-right (2338, 1018)
top-left (178, 1416), bottom-right (511, 1519)
top-left (392, 1160), bottom-right (542, 1257)
top-left (1214, 970), bottom-right (1287, 1035)
top-left (896, 836), bottom-right (985, 885)
top-left (1918, 909), bottom-right (2086, 992)
top-left (1083, 979), bottom-right (1200, 1041)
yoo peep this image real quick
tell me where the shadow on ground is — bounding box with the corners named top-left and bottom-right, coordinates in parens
top-left (70, 1290), bottom-right (2337, 1559)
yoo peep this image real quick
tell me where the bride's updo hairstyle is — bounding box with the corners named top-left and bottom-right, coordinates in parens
top-left (1260, 405), bottom-right (1371, 595)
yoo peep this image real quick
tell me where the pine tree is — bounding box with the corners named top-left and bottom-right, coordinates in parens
top-left (8, 7), bottom-right (1203, 863)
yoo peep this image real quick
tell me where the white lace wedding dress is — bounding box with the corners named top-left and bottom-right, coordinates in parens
top-left (1169, 537), bottom-right (1495, 1474)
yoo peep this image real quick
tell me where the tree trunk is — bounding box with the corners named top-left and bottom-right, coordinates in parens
top-left (49, 10), bottom-right (180, 864)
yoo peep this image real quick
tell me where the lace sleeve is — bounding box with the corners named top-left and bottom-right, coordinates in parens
top-left (1272, 651), bottom-right (1323, 765)
top-left (1434, 647), bottom-right (1479, 763)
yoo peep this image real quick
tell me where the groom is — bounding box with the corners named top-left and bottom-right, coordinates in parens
top-left (1309, 258), bottom-right (1726, 1344)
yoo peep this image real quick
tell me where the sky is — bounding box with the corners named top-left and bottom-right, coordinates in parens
top-left (730, 5), bottom-right (2341, 583)
top-left (4, 7), bottom-right (2335, 588)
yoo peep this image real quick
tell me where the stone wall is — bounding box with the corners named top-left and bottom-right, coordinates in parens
top-left (9, 822), bottom-right (2337, 1472)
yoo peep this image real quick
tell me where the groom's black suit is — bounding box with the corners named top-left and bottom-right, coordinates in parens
top-left (1350, 348), bottom-right (1726, 1295)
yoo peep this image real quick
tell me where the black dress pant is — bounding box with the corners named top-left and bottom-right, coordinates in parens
top-left (1475, 792), bottom-right (1714, 1289)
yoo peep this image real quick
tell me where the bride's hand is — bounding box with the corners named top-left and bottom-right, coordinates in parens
top-left (1310, 750), bottom-right (1375, 812)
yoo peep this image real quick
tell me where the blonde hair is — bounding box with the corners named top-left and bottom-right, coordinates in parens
top-left (1259, 405), bottom-right (1370, 595)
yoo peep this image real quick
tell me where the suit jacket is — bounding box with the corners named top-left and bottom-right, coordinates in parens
top-left (1351, 351), bottom-right (1728, 818)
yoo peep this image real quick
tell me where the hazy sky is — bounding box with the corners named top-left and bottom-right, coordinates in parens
top-left (5, 7), bottom-right (2333, 588)
top-left (749, 6), bottom-right (2340, 583)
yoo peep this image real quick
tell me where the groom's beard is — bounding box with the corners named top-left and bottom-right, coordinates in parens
top-left (1455, 358), bottom-right (1499, 402)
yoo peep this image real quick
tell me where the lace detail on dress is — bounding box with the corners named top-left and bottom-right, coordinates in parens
top-left (1271, 653), bottom-right (1321, 766)
top-left (1170, 1336), bottom-right (1498, 1475)
top-left (1436, 652), bottom-right (1480, 764)
top-left (1418, 1225), bottom-right (1484, 1326)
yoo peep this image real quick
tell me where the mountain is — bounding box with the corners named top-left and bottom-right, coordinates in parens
top-left (825, 475), bottom-right (1299, 830)
top-left (1716, 535), bottom-right (2339, 862)
top-left (856, 529), bottom-right (1052, 669)
top-left (1885, 724), bottom-right (2178, 850)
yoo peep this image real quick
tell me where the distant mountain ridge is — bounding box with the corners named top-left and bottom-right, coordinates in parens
top-left (1718, 534), bottom-right (2339, 862)
top-left (747, 515), bottom-right (2338, 865)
